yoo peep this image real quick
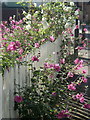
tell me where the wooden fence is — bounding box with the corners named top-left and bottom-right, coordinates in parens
top-left (0, 37), bottom-right (61, 118)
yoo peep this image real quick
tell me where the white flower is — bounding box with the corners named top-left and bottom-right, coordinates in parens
top-left (23, 11), bottom-right (26, 14)
top-left (26, 14), bottom-right (31, 19)
top-left (68, 17), bottom-right (72, 20)
top-left (26, 24), bottom-right (31, 30)
top-left (63, 6), bottom-right (72, 11)
top-left (23, 17), bottom-right (26, 21)
top-left (26, 21), bottom-right (31, 24)
top-left (34, 3), bottom-right (37, 7)
top-left (58, 20), bottom-right (61, 23)
top-left (42, 17), bottom-right (46, 21)
top-left (13, 15), bottom-right (15, 18)
top-left (35, 11), bottom-right (38, 14)
top-left (65, 22), bottom-right (71, 28)
top-left (70, 2), bottom-right (74, 6)
top-left (75, 10), bottom-right (79, 15)
top-left (41, 9), bottom-right (44, 14)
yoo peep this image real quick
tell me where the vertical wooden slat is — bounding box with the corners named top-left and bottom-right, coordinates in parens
top-left (3, 69), bottom-right (10, 118)
top-left (0, 73), bottom-right (2, 119)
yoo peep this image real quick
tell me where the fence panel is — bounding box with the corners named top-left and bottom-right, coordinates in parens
top-left (1, 37), bottom-right (61, 118)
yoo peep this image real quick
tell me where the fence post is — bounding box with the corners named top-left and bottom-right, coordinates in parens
top-left (82, 24), bottom-right (85, 40)
top-left (74, 19), bottom-right (79, 59)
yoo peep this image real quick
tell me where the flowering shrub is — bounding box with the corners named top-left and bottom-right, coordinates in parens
top-left (14, 60), bottom-right (71, 119)
top-left (0, 1), bottom-right (80, 73)
top-left (0, 1), bottom-right (90, 119)
top-left (14, 56), bottom-right (89, 119)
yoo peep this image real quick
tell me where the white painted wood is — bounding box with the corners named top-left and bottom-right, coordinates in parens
top-left (3, 70), bottom-right (10, 118)
top-left (0, 73), bottom-right (2, 120)
top-left (1, 37), bottom-right (61, 118)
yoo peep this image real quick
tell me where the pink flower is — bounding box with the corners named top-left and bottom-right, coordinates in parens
top-left (79, 97), bottom-right (85, 103)
top-left (78, 83), bottom-right (81, 85)
top-left (34, 43), bottom-right (40, 48)
top-left (79, 60), bottom-right (84, 64)
top-left (30, 36), bottom-right (33, 39)
top-left (12, 25), bottom-right (16, 29)
top-left (15, 41), bottom-right (21, 48)
top-left (31, 56), bottom-right (39, 62)
top-left (50, 36), bottom-right (55, 42)
top-left (68, 83), bottom-right (76, 91)
top-left (56, 112), bottom-right (64, 119)
top-left (28, 43), bottom-right (31, 46)
top-left (16, 56), bottom-right (23, 61)
top-left (76, 93), bottom-right (81, 99)
top-left (2, 38), bottom-right (7, 40)
top-left (25, 32), bottom-right (29, 35)
top-left (7, 42), bottom-right (16, 51)
top-left (76, 93), bottom-right (84, 99)
top-left (76, 46), bottom-right (84, 50)
top-left (52, 92), bottom-right (56, 96)
top-left (19, 48), bottom-right (23, 55)
top-left (67, 72), bottom-right (74, 77)
top-left (34, 29), bottom-right (39, 31)
top-left (82, 70), bottom-right (87, 74)
top-left (79, 93), bottom-right (84, 97)
top-left (6, 28), bottom-right (10, 32)
top-left (9, 16), bottom-right (12, 20)
top-left (19, 19), bottom-right (23, 24)
top-left (75, 64), bottom-right (83, 70)
top-left (83, 104), bottom-right (90, 109)
top-left (49, 64), bottom-right (54, 68)
top-left (83, 28), bottom-right (88, 32)
top-left (75, 93), bottom-right (84, 103)
top-left (53, 64), bottom-right (61, 72)
top-left (41, 39), bottom-right (46, 42)
top-left (78, 64), bottom-right (83, 68)
top-left (70, 34), bottom-right (74, 36)
top-left (76, 25), bottom-right (79, 29)
top-left (14, 96), bottom-right (23, 103)
top-left (10, 20), bottom-right (16, 24)
top-left (81, 40), bottom-right (84, 44)
top-left (56, 110), bottom-right (70, 119)
top-left (62, 31), bottom-right (64, 34)
top-left (82, 77), bottom-right (87, 83)
top-left (72, 95), bottom-right (76, 100)
top-left (44, 63), bottom-right (50, 68)
top-left (83, 43), bottom-right (86, 47)
top-left (0, 23), bottom-right (5, 28)
top-left (60, 58), bottom-right (65, 64)
top-left (44, 63), bottom-right (54, 69)
top-left (76, 9), bottom-right (80, 12)
top-left (66, 28), bottom-right (72, 33)
top-left (74, 58), bottom-right (79, 64)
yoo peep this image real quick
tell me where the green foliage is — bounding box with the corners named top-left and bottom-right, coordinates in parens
top-left (15, 63), bottom-right (71, 119)
top-left (0, 1), bottom-right (78, 73)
